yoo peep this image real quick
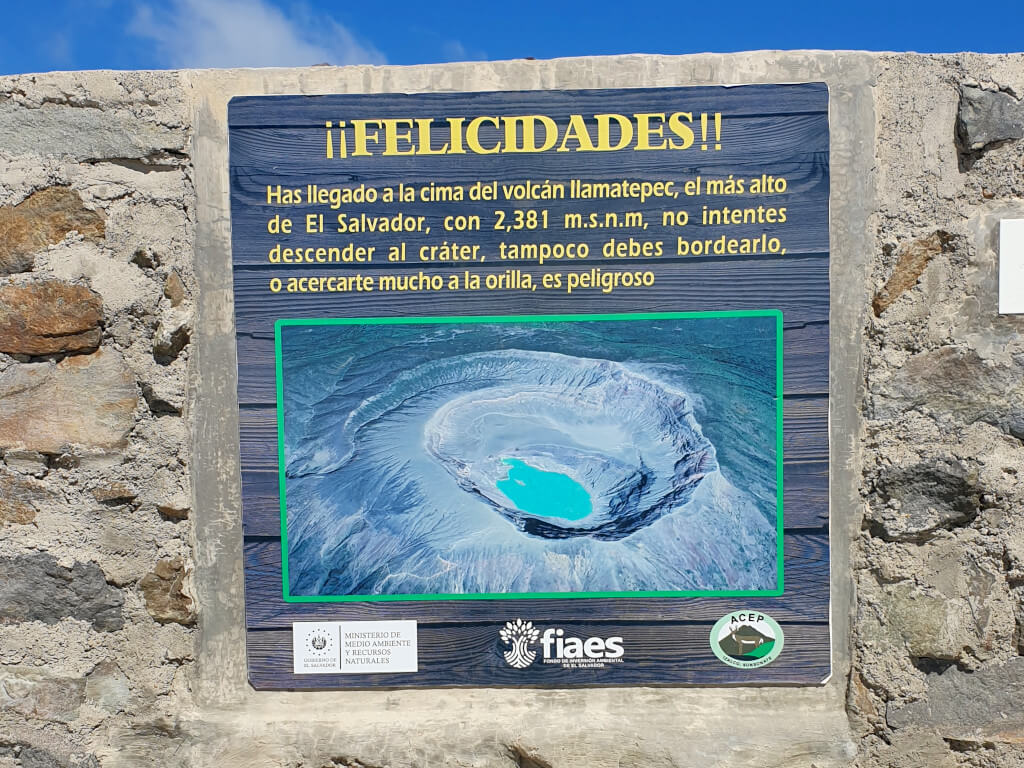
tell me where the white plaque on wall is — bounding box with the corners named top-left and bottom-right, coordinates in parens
top-left (999, 219), bottom-right (1024, 314)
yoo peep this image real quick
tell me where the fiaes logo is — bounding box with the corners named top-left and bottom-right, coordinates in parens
top-left (710, 612), bottom-right (784, 669)
top-left (499, 619), bottom-right (624, 669)
top-left (540, 627), bottom-right (624, 668)
top-left (499, 619), bottom-right (540, 669)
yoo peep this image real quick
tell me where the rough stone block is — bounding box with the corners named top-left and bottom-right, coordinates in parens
top-left (163, 270), bottom-right (185, 307)
top-left (957, 85), bottom-right (1024, 151)
top-left (888, 657), bottom-right (1024, 743)
top-left (84, 661), bottom-right (130, 714)
top-left (0, 187), bottom-right (104, 275)
top-left (873, 731), bottom-right (959, 768)
top-left (2, 449), bottom-right (48, 477)
top-left (152, 307), bottom-right (191, 364)
top-left (923, 540), bottom-right (1016, 661)
top-left (0, 667), bottom-right (86, 723)
top-left (0, 349), bottom-right (137, 454)
top-left (0, 280), bottom-right (103, 356)
top-left (138, 468), bottom-right (189, 520)
top-left (0, 553), bottom-right (124, 631)
top-left (90, 482), bottom-right (137, 505)
top-left (872, 346), bottom-right (1024, 438)
top-left (140, 377), bottom-right (184, 416)
top-left (865, 458), bottom-right (979, 541)
top-left (871, 541), bottom-right (1015, 664)
top-left (878, 582), bottom-right (977, 660)
top-left (872, 232), bottom-right (949, 316)
top-left (156, 502), bottom-right (190, 521)
top-left (0, 467), bottom-right (49, 525)
top-left (0, 99), bottom-right (186, 163)
top-left (139, 558), bottom-right (195, 626)
top-left (0, 741), bottom-right (99, 768)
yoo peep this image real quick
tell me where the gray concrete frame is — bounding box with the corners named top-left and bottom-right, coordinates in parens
top-left (191, 53), bottom-right (871, 765)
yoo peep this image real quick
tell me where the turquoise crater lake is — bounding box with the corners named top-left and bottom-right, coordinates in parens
top-left (496, 458), bottom-right (593, 522)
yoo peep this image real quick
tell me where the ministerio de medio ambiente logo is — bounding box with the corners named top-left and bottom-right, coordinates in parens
top-left (710, 612), bottom-right (784, 669)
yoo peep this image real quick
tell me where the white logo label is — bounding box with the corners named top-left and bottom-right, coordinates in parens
top-left (293, 620), bottom-right (418, 674)
top-left (500, 619), bottom-right (624, 669)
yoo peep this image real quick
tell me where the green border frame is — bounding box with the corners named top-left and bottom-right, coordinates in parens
top-left (274, 310), bottom-right (784, 602)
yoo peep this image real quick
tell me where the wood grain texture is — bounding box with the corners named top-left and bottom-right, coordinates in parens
top-left (231, 258), bottom-right (829, 335)
top-left (228, 84), bottom-right (829, 127)
top-left (246, 620), bottom-right (830, 689)
top-left (230, 84), bottom-right (831, 687)
top-left (241, 532), bottom-right (827, 627)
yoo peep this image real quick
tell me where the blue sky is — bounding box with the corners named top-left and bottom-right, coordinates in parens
top-left (1, 0), bottom-right (1021, 75)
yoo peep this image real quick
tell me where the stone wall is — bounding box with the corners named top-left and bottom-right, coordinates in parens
top-left (0, 72), bottom-right (197, 768)
top-left (852, 55), bottom-right (1024, 767)
top-left (0, 53), bottom-right (1021, 768)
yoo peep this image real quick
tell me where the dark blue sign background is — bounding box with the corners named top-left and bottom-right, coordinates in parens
top-left (229, 84), bottom-right (830, 689)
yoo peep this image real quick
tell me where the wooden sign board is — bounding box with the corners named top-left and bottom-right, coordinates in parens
top-left (229, 84), bottom-right (830, 688)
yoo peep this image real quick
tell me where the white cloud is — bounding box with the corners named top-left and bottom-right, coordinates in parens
top-left (129, 0), bottom-right (385, 69)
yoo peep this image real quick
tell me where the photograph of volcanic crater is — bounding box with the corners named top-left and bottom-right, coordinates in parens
top-left (279, 313), bottom-right (780, 599)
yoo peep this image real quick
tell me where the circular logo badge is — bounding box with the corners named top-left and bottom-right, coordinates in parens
top-left (710, 612), bottom-right (784, 669)
top-left (305, 630), bottom-right (335, 658)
